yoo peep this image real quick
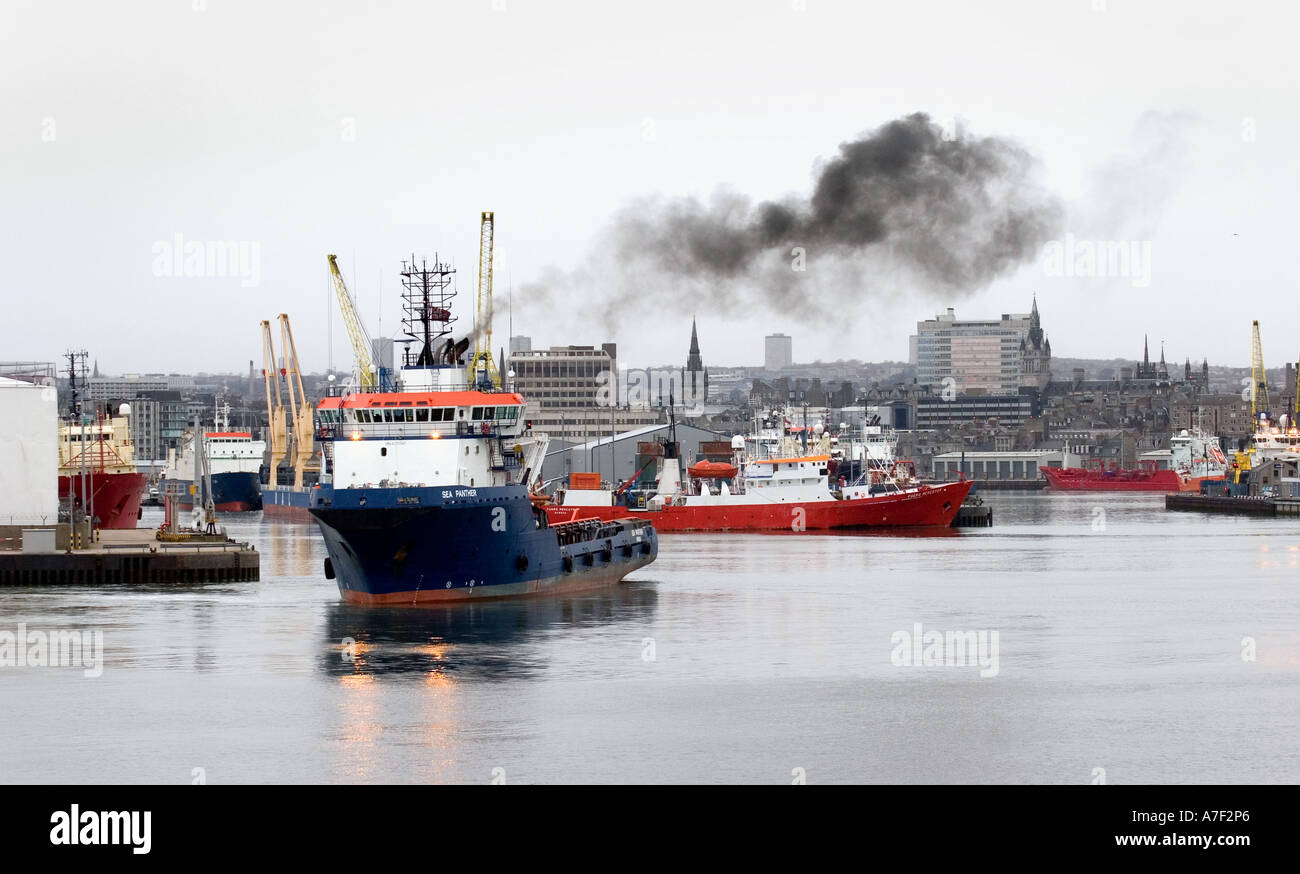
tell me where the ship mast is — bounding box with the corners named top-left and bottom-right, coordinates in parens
top-left (64, 350), bottom-right (91, 529)
top-left (399, 254), bottom-right (457, 368)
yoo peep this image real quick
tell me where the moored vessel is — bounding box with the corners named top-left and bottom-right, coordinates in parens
top-left (1040, 427), bottom-right (1228, 492)
top-left (160, 405), bottom-right (265, 512)
top-left (57, 407), bottom-right (147, 530)
top-left (55, 354), bottom-right (146, 530)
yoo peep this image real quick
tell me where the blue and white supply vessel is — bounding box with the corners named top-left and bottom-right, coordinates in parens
top-left (309, 249), bottom-right (657, 604)
top-left (161, 404), bottom-right (265, 512)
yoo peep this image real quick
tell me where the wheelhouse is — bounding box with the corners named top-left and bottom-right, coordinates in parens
top-left (316, 391), bottom-right (527, 440)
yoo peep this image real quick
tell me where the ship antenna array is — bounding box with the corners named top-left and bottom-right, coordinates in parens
top-left (399, 254), bottom-right (457, 368)
top-left (64, 349), bottom-right (88, 420)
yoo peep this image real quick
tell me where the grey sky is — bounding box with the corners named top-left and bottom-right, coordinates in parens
top-left (2, 0), bottom-right (1296, 375)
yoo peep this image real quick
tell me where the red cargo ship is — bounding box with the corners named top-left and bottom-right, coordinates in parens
top-left (1040, 428), bottom-right (1228, 493)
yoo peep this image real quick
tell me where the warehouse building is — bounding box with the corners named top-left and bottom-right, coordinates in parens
top-left (541, 422), bottom-right (729, 488)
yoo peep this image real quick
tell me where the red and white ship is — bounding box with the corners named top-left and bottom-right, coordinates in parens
top-left (1040, 427), bottom-right (1228, 492)
top-left (545, 422), bottom-right (972, 532)
top-left (57, 405), bottom-right (147, 529)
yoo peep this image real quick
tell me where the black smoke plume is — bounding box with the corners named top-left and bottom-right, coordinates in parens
top-left (521, 112), bottom-right (1063, 328)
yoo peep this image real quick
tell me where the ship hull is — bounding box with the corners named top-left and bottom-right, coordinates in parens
top-left (1040, 467), bottom-right (1225, 492)
top-left (546, 480), bottom-right (973, 531)
top-left (310, 484), bottom-right (657, 604)
top-left (168, 471), bottom-right (263, 512)
top-left (57, 472), bottom-right (147, 530)
top-left (261, 485), bottom-right (316, 521)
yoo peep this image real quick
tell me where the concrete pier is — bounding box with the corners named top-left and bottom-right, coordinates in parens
top-left (0, 527), bottom-right (259, 586)
top-left (1165, 494), bottom-right (1297, 517)
top-left (953, 500), bottom-right (993, 528)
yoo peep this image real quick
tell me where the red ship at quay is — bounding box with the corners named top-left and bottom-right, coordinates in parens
top-left (57, 406), bottom-right (147, 530)
top-left (544, 430), bottom-right (972, 532)
top-left (1039, 428), bottom-right (1228, 493)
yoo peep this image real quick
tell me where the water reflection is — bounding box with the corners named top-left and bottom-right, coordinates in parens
top-left (320, 583), bottom-right (659, 681)
top-left (256, 516), bottom-right (323, 579)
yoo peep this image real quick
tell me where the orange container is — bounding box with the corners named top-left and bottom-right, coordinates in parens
top-left (568, 472), bottom-right (602, 490)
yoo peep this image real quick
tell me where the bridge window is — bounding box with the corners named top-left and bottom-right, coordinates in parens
top-left (415, 408), bottom-right (429, 422)
top-left (472, 407), bottom-right (484, 419)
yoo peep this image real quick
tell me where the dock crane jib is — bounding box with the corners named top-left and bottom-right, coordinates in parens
top-left (328, 254), bottom-right (380, 392)
top-left (1251, 319), bottom-right (1270, 426)
top-left (278, 314), bottom-right (316, 489)
top-left (260, 319), bottom-right (287, 484)
top-left (466, 211), bottom-right (500, 389)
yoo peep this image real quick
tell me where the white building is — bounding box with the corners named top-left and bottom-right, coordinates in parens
top-left (87, 373), bottom-right (194, 401)
top-left (931, 449), bottom-right (1073, 483)
top-left (914, 300), bottom-right (1049, 394)
top-left (764, 333), bottom-right (793, 371)
top-left (508, 342), bottom-right (662, 441)
top-left (0, 376), bottom-right (59, 523)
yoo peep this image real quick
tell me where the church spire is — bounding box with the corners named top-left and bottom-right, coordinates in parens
top-left (683, 317), bottom-right (706, 414)
top-left (1026, 294), bottom-right (1043, 348)
top-left (685, 317), bottom-right (703, 373)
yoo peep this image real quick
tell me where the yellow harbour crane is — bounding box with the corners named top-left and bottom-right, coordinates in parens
top-left (260, 320), bottom-right (287, 483)
top-left (278, 314), bottom-right (316, 488)
top-left (465, 211), bottom-right (500, 388)
top-left (1250, 320), bottom-right (1270, 422)
top-left (328, 254), bottom-right (378, 391)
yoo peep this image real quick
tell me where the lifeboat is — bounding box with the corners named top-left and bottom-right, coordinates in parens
top-left (687, 460), bottom-right (738, 479)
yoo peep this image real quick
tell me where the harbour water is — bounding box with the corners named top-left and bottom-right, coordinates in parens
top-left (2, 492), bottom-right (1297, 784)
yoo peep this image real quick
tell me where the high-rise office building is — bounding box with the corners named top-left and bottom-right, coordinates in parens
top-left (914, 298), bottom-right (1050, 394)
top-left (508, 342), bottom-right (660, 441)
top-left (764, 333), bottom-right (793, 371)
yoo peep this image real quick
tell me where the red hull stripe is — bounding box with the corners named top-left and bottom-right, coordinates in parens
top-left (177, 501), bottom-right (256, 513)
